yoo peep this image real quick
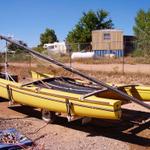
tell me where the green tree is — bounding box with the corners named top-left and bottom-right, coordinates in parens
top-left (33, 46), bottom-right (45, 53)
top-left (35, 28), bottom-right (58, 53)
top-left (39, 28), bottom-right (58, 46)
top-left (133, 9), bottom-right (150, 56)
top-left (66, 9), bottom-right (113, 51)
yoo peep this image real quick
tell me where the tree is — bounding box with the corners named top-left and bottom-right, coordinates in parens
top-left (7, 40), bottom-right (27, 53)
top-left (133, 9), bottom-right (150, 56)
top-left (35, 28), bottom-right (58, 53)
top-left (66, 10), bottom-right (113, 51)
top-left (39, 28), bottom-right (58, 46)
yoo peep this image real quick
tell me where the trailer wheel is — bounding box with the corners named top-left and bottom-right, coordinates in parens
top-left (41, 109), bottom-right (56, 123)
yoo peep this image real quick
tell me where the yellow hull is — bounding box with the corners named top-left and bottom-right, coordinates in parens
top-left (31, 71), bottom-right (150, 102)
top-left (119, 85), bottom-right (150, 101)
top-left (0, 78), bottom-right (121, 120)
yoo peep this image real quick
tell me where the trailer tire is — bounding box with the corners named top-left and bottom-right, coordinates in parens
top-left (41, 109), bottom-right (56, 123)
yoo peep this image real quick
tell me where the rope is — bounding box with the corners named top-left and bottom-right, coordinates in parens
top-left (27, 123), bottom-right (48, 135)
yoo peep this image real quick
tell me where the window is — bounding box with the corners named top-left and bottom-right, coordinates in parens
top-left (103, 33), bottom-right (111, 40)
top-left (48, 45), bottom-right (54, 49)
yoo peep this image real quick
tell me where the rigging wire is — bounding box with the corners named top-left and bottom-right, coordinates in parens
top-left (3, 42), bottom-right (15, 82)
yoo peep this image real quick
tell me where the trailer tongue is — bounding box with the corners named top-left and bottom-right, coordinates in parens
top-left (0, 35), bottom-right (150, 110)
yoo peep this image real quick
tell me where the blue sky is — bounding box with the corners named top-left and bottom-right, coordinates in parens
top-left (0, 0), bottom-right (149, 47)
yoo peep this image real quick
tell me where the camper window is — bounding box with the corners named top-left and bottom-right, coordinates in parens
top-left (48, 46), bottom-right (55, 49)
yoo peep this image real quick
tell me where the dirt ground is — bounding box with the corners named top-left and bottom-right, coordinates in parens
top-left (69, 63), bottom-right (150, 74)
top-left (0, 100), bottom-right (150, 150)
top-left (0, 62), bottom-right (150, 150)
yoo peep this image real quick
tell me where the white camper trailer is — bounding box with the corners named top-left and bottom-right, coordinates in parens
top-left (43, 42), bottom-right (67, 54)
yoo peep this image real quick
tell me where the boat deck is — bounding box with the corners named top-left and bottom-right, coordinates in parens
top-left (34, 77), bottom-right (102, 94)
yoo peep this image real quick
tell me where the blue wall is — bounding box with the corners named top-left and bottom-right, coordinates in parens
top-left (94, 50), bottom-right (124, 57)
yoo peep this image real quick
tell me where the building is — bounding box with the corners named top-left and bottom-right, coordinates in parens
top-left (92, 29), bottom-right (124, 57)
top-left (43, 42), bottom-right (67, 54)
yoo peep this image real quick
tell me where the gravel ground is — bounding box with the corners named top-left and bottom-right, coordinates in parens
top-left (0, 100), bottom-right (149, 150)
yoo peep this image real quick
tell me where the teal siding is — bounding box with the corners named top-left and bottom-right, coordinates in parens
top-left (94, 50), bottom-right (123, 57)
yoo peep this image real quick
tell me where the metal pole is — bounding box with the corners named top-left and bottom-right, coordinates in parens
top-left (69, 47), bottom-right (72, 68)
top-left (122, 41), bottom-right (125, 74)
top-left (4, 41), bottom-right (9, 80)
top-left (78, 43), bottom-right (80, 51)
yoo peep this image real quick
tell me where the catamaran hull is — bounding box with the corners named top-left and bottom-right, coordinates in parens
top-left (0, 78), bottom-right (121, 120)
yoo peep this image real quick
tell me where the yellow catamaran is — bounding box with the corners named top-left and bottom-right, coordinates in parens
top-left (0, 35), bottom-right (149, 123)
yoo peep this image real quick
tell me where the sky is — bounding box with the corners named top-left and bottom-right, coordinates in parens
top-left (0, 0), bottom-right (149, 47)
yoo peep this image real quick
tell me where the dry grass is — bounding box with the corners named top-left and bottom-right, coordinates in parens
top-left (29, 53), bottom-right (150, 65)
top-left (1, 45), bottom-right (150, 66)
top-left (72, 56), bottom-right (150, 64)
top-left (86, 71), bottom-right (150, 85)
top-left (4, 64), bottom-right (150, 85)
top-left (37, 53), bottom-right (150, 65)
top-left (1, 53), bottom-right (150, 85)
top-left (1, 51), bottom-right (150, 65)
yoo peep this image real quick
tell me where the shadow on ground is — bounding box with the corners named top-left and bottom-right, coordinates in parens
top-left (0, 98), bottom-right (8, 103)
top-left (7, 105), bottom-right (150, 147)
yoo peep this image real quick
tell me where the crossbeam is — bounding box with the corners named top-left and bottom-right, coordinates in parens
top-left (80, 88), bottom-right (108, 100)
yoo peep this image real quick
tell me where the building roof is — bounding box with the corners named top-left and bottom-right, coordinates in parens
top-left (92, 29), bottom-right (123, 33)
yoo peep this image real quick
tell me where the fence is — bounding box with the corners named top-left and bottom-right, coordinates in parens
top-left (65, 43), bottom-right (92, 53)
top-left (0, 40), bottom-right (150, 75)
top-left (65, 40), bottom-right (136, 57)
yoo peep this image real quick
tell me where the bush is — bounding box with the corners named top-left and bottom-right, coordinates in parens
top-left (7, 53), bottom-right (31, 62)
top-left (131, 49), bottom-right (144, 57)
